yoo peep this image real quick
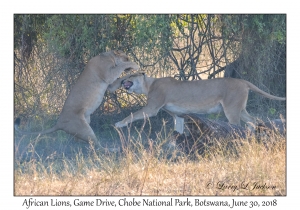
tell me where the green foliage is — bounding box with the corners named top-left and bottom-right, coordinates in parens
top-left (128, 15), bottom-right (174, 67)
top-left (14, 14), bottom-right (286, 122)
top-left (44, 15), bottom-right (115, 61)
top-left (219, 14), bottom-right (286, 44)
top-left (40, 14), bottom-right (176, 68)
top-left (14, 14), bottom-right (48, 61)
top-left (268, 108), bottom-right (276, 116)
top-left (131, 15), bottom-right (173, 49)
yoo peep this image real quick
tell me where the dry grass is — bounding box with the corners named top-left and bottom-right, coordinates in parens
top-left (14, 127), bottom-right (286, 196)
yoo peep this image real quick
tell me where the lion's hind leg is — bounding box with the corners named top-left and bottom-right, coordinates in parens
top-left (64, 118), bottom-right (100, 148)
top-left (241, 109), bottom-right (256, 131)
top-left (222, 106), bottom-right (242, 126)
top-left (222, 89), bottom-right (249, 127)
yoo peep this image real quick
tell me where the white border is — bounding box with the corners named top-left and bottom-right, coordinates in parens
top-left (1, 1), bottom-right (298, 208)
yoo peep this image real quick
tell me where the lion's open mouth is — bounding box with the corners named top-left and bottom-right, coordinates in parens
top-left (122, 80), bottom-right (133, 90)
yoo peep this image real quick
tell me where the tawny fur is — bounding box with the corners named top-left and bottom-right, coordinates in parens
top-left (15, 50), bottom-right (139, 147)
top-left (108, 72), bottom-right (285, 134)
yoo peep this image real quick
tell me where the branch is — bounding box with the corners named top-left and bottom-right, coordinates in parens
top-left (171, 46), bottom-right (190, 52)
top-left (130, 51), bottom-right (168, 68)
top-left (208, 66), bottom-right (226, 79)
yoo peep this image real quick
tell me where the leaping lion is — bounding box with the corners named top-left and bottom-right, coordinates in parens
top-left (15, 50), bottom-right (139, 148)
top-left (108, 72), bottom-right (286, 134)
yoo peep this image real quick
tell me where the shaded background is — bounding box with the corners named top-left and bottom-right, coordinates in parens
top-left (14, 14), bottom-right (286, 153)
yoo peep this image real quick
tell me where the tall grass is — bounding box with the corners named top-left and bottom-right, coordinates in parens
top-left (14, 123), bottom-right (286, 196)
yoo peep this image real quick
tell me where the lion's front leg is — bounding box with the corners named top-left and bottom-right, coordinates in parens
top-left (114, 61), bottom-right (140, 73)
top-left (107, 74), bottom-right (132, 92)
top-left (115, 106), bottom-right (160, 128)
top-left (173, 115), bottom-right (185, 134)
top-left (115, 120), bottom-right (129, 128)
top-left (107, 61), bottom-right (140, 84)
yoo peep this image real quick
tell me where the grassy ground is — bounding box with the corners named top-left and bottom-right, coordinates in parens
top-left (14, 119), bottom-right (286, 196)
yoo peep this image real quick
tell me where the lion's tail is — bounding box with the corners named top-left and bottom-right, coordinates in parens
top-left (244, 80), bottom-right (286, 101)
top-left (14, 117), bottom-right (59, 136)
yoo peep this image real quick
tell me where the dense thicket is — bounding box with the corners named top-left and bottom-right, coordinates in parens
top-left (14, 14), bottom-right (286, 130)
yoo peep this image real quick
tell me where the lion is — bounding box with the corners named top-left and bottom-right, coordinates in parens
top-left (14, 50), bottom-right (139, 148)
top-left (108, 72), bottom-right (286, 134)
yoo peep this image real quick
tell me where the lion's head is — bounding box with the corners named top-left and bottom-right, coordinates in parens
top-left (112, 50), bottom-right (134, 72)
top-left (121, 72), bottom-right (146, 94)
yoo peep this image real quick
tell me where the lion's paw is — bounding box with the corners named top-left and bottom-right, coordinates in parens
top-left (130, 62), bottom-right (140, 70)
top-left (115, 121), bottom-right (127, 128)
